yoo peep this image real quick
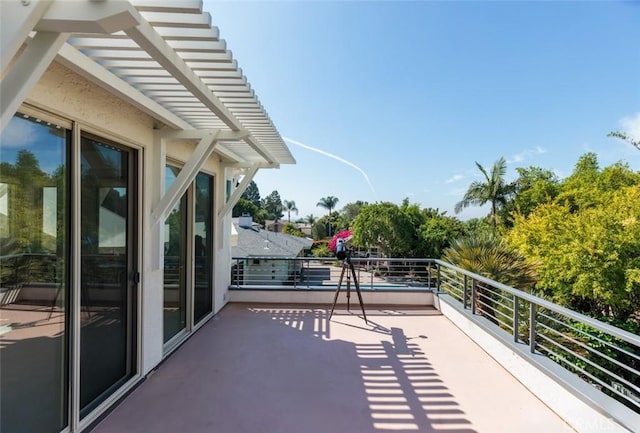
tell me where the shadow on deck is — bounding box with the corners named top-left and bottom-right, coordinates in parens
top-left (90, 303), bottom-right (574, 433)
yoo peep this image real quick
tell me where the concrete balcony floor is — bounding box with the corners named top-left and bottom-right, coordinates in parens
top-left (92, 303), bottom-right (576, 433)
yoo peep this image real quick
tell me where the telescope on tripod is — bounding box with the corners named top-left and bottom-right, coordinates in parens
top-left (328, 233), bottom-right (368, 324)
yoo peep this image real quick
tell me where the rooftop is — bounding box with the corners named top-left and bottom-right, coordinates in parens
top-left (90, 303), bottom-right (575, 433)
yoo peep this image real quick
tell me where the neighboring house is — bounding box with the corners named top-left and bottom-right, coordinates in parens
top-left (231, 215), bottom-right (313, 287)
top-left (263, 219), bottom-right (285, 233)
top-left (0, 2), bottom-right (294, 432)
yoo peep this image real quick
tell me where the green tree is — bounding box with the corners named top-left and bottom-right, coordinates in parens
top-left (555, 152), bottom-right (601, 212)
top-left (341, 200), bottom-right (368, 225)
top-left (442, 231), bottom-right (539, 325)
top-left (506, 185), bottom-right (640, 322)
top-left (232, 198), bottom-right (258, 218)
top-left (262, 190), bottom-right (284, 221)
top-left (317, 196), bottom-right (339, 236)
top-left (455, 156), bottom-right (514, 230)
top-left (283, 199), bottom-right (299, 222)
top-left (499, 166), bottom-right (559, 225)
top-left (282, 222), bottom-right (306, 238)
top-left (443, 232), bottom-right (538, 289)
top-left (304, 214), bottom-right (317, 225)
top-left (243, 180), bottom-right (261, 206)
top-left (311, 221), bottom-right (328, 240)
top-left (419, 208), bottom-right (466, 259)
top-left (351, 201), bottom-right (421, 257)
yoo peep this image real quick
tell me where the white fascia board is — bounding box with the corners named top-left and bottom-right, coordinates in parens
top-left (56, 43), bottom-right (192, 130)
top-left (125, 18), bottom-right (241, 131)
top-left (0, 0), bottom-right (52, 72)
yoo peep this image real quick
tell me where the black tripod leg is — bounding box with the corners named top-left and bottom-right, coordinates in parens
top-left (329, 263), bottom-right (347, 320)
top-left (350, 263), bottom-right (368, 324)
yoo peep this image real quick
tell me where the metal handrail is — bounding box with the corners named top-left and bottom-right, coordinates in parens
top-left (432, 259), bottom-right (640, 414)
top-left (230, 256), bottom-right (436, 291)
top-left (432, 259), bottom-right (640, 347)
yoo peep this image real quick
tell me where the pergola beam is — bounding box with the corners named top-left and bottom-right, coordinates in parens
top-left (217, 166), bottom-right (259, 218)
top-left (0, 0), bottom-right (52, 72)
top-left (150, 130), bottom-right (250, 227)
top-left (0, 31), bottom-right (68, 132)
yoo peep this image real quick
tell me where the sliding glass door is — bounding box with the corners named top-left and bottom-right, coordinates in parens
top-left (79, 135), bottom-right (138, 417)
top-left (163, 166), bottom-right (187, 343)
top-left (0, 113), bottom-right (70, 433)
top-left (194, 172), bottom-right (213, 324)
top-left (163, 168), bottom-right (214, 347)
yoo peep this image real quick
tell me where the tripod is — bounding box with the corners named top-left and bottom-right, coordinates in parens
top-left (329, 251), bottom-right (368, 324)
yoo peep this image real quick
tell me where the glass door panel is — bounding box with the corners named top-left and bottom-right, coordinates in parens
top-left (163, 166), bottom-right (187, 343)
top-left (194, 173), bottom-right (213, 324)
top-left (0, 113), bottom-right (69, 433)
top-left (79, 136), bottom-right (136, 417)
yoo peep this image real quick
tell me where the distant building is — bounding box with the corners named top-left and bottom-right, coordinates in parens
top-left (231, 215), bottom-right (313, 287)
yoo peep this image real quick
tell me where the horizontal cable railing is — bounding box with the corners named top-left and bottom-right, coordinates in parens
top-left (230, 255), bottom-right (640, 415)
top-left (230, 256), bottom-right (436, 291)
top-left (433, 259), bottom-right (640, 415)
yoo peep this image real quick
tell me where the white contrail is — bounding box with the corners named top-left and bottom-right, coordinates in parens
top-left (283, 136), bottom-right (376, 193)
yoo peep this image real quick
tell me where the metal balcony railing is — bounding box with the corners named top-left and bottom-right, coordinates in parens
top-left (230, 256), bottom-right (640, 416)
top-left (435, 259), bottom-right (640, 416)
top-left (230, 256), bottom-right (435, 290)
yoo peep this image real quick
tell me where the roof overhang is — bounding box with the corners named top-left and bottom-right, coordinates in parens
top-left (0, 0), bottom-right (295, 167)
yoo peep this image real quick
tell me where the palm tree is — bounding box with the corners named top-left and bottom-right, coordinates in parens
top-left (305, 214), bottom-right (317, 225)
top-left (283, 200), bottom-right (298, 222)
top-left (317, 196), bottom-right (339, 236)
top-left (454, 157), bottom-right (513, 230)
top-left (608, 131), bottom-right (640, 151)
top-left (442, 232), bottom-right (538, 325)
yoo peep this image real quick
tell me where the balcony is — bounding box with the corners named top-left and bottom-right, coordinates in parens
top-left (92, 258), bottom-right (639, 433)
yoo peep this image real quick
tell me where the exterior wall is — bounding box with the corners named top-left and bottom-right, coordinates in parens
top-left (28, 62), bottom-right (154, 146)
top-left (24, 61), bottom-right (232, 375)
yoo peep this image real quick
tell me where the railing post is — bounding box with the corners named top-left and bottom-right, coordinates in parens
top-left (463, 274), bottom-right (468, 309)
top-left (370, 260), bottom-right (373, 289)
top-left (513, 295), bottom-right (519, 343)
top-left (234, 259), bottom-right (239, 288)
top-left (471, 278), bottom-right (476, 315)
top-left (529, 303), bottom-right (536, 353)
top-left (306, 259), bottom-right (310, 289)
top-left (293, 259), bottom-right (298, 289)
top-left (436, 264), bottom-right (441, 292)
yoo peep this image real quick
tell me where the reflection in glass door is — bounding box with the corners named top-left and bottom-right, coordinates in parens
top-left (163, 166), bottom-right (187, 343)
top-left (194, 173), bottom-right (213, 324)
top-left (0, 113), bottom-right (70, 433)
top-left (79, 136), bottom-right (137, 417)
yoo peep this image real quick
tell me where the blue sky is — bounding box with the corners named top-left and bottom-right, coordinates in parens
top-left (203, 0), bottom-right (640, 221)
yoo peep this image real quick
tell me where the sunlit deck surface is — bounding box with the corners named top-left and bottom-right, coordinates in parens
top-left (91, 303), bottom-right (575, 433)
